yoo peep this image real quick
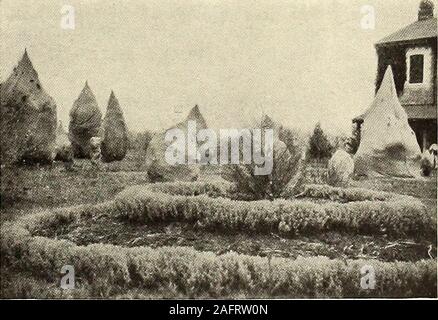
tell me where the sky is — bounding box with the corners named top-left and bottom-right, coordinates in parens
top-left (0, 0), bottom-right (429, 135)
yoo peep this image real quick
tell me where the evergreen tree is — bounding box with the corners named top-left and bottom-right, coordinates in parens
top-left (308, 122), bottom-right (333, 160)
top-left (101, 91), bottom-right (128, 162)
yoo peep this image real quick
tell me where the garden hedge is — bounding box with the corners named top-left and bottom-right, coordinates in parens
top-left (291, 184), bottom-right (400, 202)
top-left (3, 181), bottom-right (434, 238)
top-left (1, 220), bottom-right (436, 298)
top-left (1, 181), bottom-right (436, 297)
top-left (115, 182), bottom-right (433, 237)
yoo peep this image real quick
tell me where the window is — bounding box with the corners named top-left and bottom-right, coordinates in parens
top-left (409, 54), bottom-right (424, 83)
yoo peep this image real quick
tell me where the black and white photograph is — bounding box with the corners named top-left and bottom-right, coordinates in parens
top-left (0, 0), bottom-right (437, 304)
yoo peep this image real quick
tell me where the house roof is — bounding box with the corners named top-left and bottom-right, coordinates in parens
top-left (353, 104), bottom-right (437, 122)
top-left (376, 17), bottom-right (437, 45)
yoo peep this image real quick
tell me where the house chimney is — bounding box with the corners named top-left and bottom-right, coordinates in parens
top-left (418, 0), bottom-right (434, 21)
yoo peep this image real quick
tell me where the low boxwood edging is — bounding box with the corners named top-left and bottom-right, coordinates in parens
top-left (292, 184), bottom-right (402, 202)
top-left (146, 180), bottom-right (233, 197)
top-left (5, 181), bottom-right (434, 239)
top-left (114, 182), bottom-right (433, 237)
top-left (1, 181), bottom-right (436, 298)
top-left (1, 221), bottom-right (436, 298)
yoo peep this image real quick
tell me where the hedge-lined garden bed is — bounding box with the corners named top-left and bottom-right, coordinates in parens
top-left (1, 182), bottom-right (436, 298)
top-left (1, 225), bottom-right (436, 298)
top-left (114, 182), bottom-right (434, 237)
top-left (40, 215), bottom-right (434, 263)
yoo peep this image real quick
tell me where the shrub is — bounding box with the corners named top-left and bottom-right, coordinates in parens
top-left (294, 184), bottom-right (397, 202)
top-left (147, 180), bottom-right (233, 197)
top-left (278, 126), bottom-right (306, 153)
top-left (2, 180), bottom-right (436, 298)
top-left (308, 122), bottom-right (333, 160)
top-left (131, 131), bottom-right (153, 152)
top-left (1, 220), bottom-right (436, 298)
top-left (69, 82), bottom-right (102, 158)
top-left (330, 134), bottom-right (348, 152)
top-left (222, 128), bottom-right (307, 200)
top-left (7, 181), bottom-right (432, 239)
top-left (101, 91), bottom-right (128, 162)
top-left (115, 182), bottom-right (433, 237)
top-left (327, 150), bottom-right (354, 187)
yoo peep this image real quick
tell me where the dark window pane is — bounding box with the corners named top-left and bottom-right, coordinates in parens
top-left (409, 54), bottom-right (424, 83)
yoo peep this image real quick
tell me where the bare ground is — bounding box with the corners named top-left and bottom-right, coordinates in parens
top-left (37, 215), bottom-right (435, 263)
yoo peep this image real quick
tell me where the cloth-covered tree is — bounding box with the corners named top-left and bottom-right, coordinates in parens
top-left (69, 81), bottom-right (102, 158)
top-left (0, 49), bottom-right (57, 165)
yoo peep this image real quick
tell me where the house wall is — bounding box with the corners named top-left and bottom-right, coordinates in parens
top-left (374, 39), bottom-right (437, 152)
top-left (375, 38), bottom-right (437, 103)
top-left (375, 45), bottom-right (407, 96)
top-left (400, 46), bottom-right (435, 105)
top-left (409, 119), bottom-right (437, 151)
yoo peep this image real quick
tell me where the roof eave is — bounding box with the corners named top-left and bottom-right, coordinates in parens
top-left (375, 36), bottom-right (437, 48)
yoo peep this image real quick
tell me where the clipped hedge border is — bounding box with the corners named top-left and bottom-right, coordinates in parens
top-left (1, 181), bottom-right (436, 297)
top-left (292, 184), bottom-right (400, 202)
top-left (114, 182), bottom-right (433, 237)
top-left (147, 180), bottom-right (233, 198)
top-left (4, 181), bottom-right (434, 239)
top-left (1, 220), bottom-right (436, 298)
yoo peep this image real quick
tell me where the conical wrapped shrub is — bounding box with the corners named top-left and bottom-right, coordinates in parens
top-left (354, 66), bottom-right (421, 177)
top-left (0, 50), bottom-right (57, 164)
top-left (176, 104), bottom-right (208, 130)
top-left (69, 82), bottom-right (102, 158)
top-left (101, 91), bottom-right (128, 162)
top-left (146, 105), bottom-right (207, 182)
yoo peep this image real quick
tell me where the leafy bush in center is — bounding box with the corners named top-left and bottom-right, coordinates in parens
top-left (221, 116), bottom-right (307, 200)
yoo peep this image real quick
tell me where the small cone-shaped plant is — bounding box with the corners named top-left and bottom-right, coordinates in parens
top-left (308, 122), bottom-right (333, 160)
top-left (101, 91), bottom-right (128, 162)
top-left (69, 81), bottom-right (102, 158)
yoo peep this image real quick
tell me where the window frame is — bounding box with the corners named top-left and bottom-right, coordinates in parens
top-left (408, 54), bottom-right (424, 84)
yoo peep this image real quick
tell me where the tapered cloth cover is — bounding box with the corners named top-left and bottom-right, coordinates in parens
top-left (69, 82), bottom-right (102, 158)
top-left (101, 91), bottom-right (128, 162)
top-left (354, 66), bottom-right (421, 177)
top-left (0, 50), bottom-right (57, 164)
top-left (145, 105), bottom-right (207, 182)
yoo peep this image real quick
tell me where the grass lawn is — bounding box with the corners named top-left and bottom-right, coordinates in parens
top-left (1, 160), bottom-right (149, 221)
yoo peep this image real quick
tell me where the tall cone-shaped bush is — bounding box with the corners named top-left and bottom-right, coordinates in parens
top-left (354, 66), bottom-right (421, 177)
top-left (69, 82), bottom-right (102, 158)
top-left (0, 49), bottom-right (57, 164)
top-left (101, 91), bottom-right (128, 162)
